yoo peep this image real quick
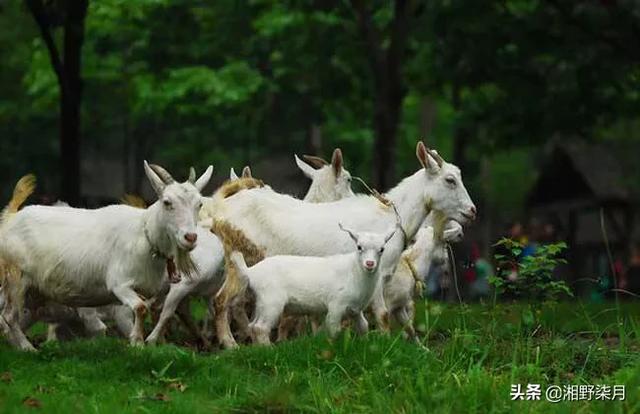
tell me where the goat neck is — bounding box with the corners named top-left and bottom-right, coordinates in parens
top-left (408, 245), bottom-right (434, 279)
top-left (386, 170), bottom-right (431, 241)
top-left (142, 202), bottom-right (175, 260)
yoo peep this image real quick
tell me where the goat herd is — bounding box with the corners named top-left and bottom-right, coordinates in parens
top-left (0, 141), bottom-right (476, 352)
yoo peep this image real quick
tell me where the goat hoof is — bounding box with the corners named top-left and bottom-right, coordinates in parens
top-left (221, 339), bottom-right (238, 350)
top-left (18, 342), bottom-right (37, 352)
top-left (129, 337), bottom-right (145, 347)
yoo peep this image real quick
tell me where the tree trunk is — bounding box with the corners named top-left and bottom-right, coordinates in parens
top-left (308, 124), bottom-right (322, 155)
top-left (26, 0), bottom-right (88, 206)
top-left (351, 0), bottom-right (411, 190)
top-left (60, 0), bottom-right (88, 205)
top-left (419, 97), bottom-right (437, 142)
top-left (451, 82), bottom-right (468, 171)
top-left (372, 91), bottom-right (401, 190)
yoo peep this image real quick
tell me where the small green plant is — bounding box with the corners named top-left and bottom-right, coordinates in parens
top-left (490, 238), bottom-right (572, 304)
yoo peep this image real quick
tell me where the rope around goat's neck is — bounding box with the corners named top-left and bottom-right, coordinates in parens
top-left (352, 176), bottom-right (409, 249)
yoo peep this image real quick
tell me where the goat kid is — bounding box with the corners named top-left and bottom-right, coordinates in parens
top-left (231, 222), bottom-right (397, 344)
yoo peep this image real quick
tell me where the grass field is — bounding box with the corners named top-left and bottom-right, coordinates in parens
top-left (1, 301), bottom-right (639, 413)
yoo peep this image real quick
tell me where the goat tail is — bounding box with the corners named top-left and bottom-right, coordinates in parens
top-left (230, 251), bottom-right (249, 278)
top-left (211, 219), bottom-right (262, 306)
top-left (2, 174), bottom-right (36, 223)
top-left (229, 251), bottom-right (250, 295)
top-left (0, 175), bottom-right (33, 312)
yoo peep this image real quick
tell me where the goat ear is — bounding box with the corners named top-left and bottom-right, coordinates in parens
top-left (416, 141), bottom-right (430, 170)
top-left (144, 160), bottom-right (166, 196)
top-left (188, 167), bottom-right (196, 183)
top-left (294, 154), bottom-right (316, 179)
top-left (331, 148), bottom-right (343, 177)
top-left (242, 166), bottom-right (252, 178)
top-left (338, 222), bottom-right (359, 244)
top-left (229, 168), bottom-right (239, 180)
top-left (194, 165), bottom-right (214, 192)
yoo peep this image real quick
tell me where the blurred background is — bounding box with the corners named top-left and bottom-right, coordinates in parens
top-left (1, 0), bottom-right (639, 300)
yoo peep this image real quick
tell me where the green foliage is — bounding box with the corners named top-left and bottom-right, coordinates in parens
top-left (2, 0), bottom-right (640, 210)
top-left (421, 0), bottom-right (640, 153)
top-left (490, 238), bottom-right (572, 304)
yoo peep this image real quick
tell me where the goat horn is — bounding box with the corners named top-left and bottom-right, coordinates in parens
top-left (427, 149), bottom-right (444, 168)
top-left (301, 154), bottom-right (328, 169)
top-left (149, 164), bottom-right (175, 184)
top-left (188, 167), bottom-right (196, 183)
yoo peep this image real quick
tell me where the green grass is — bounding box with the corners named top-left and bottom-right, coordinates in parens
top-left (1, 301), bottom-right (640, 413)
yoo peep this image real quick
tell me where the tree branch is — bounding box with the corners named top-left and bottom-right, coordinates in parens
top-left (25, 0), bottom-right (67, 94)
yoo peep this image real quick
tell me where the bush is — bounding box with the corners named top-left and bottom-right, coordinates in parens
top-left (490, 238), bottom-right (572, 303)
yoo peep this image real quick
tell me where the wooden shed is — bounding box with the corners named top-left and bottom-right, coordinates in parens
top-left (526, 138), bottom-right (637, 288)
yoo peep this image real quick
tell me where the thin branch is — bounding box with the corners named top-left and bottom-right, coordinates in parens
top-left (25, 0), bottom-right (67, 94)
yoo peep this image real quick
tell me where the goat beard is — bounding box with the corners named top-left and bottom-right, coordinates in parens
top-left (174, 247), bottom-right (199, 280)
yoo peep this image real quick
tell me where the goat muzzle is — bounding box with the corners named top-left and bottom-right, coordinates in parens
top-left (184, 232), bottom-right (198, 244)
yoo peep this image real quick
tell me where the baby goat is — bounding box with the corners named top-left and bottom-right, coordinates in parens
top-left (231, 222), bottom-right (397, 344)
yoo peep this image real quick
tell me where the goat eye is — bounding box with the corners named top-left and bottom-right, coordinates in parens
top-left (380, 247), bottom-right (385, 253)
top-left (163, 199), bottom-right (172, 208)
top-left (357, 245), bottom-right (362, 251)
top-left (446, 177), bottom-right (457, 187)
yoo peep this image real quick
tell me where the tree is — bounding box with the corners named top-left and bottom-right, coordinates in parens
top-left (350, 0), bottom-right (417, 189)
top-left (26, 0), bottom-right (88, 205)
top-left (422, 0), bottom-right (640, 162)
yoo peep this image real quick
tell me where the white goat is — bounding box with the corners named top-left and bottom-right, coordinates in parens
top-left (204, 142), bottom-right (476, 344)
top-left (294, 148), bottom-right (354, 202)
top-left (0, 162), bottom-right (212, 350)
top-left (382, 226), bottom-right (436, 339)
top-left (32, 201), bottom-right (134, 342)
top-left (231, 222), bottom-right (397, 344)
